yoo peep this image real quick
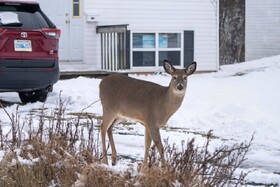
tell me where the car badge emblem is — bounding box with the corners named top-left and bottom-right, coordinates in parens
top-left (21, 32), bottom-right (28, 38)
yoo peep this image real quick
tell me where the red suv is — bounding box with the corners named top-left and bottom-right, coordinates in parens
top-left (0, 0), bottom-right (60, 103)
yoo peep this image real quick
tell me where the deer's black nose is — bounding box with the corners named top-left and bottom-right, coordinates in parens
top-left (177, 84), bottom-right (184, 91)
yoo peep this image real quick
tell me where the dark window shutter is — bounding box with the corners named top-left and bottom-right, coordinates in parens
top-left (184, 31), bottom-right (194, 67)
top-left (126, 30), bottom-right (131, 69)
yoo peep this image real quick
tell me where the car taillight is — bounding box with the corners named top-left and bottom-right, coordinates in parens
top-left (42, 28), bottom-right (61, 39)
top-left (0, 28), bottom-right (4, 33)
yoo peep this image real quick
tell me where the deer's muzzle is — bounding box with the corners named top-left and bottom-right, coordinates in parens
top-left (177, 84), bottom-right (184, 91)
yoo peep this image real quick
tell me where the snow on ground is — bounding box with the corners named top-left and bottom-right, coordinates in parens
top-left (1, 55), bottom-right (280, 185)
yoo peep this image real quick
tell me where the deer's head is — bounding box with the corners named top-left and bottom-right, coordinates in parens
top-left (164, 60), bottom-right (197, 96)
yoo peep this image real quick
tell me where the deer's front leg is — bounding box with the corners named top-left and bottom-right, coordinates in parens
top-left (143, 127), bottom-right (152, 166)
top-left (148, 125), bottom-right (165, 167)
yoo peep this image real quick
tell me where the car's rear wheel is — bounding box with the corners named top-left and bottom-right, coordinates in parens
top-left (18, 90), bottom-right (48, 104)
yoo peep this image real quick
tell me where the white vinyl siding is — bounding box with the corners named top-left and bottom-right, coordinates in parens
top-left (246, 0), bottom-right (280, 61)
top-left (83, 0), bottom-right (219, 71)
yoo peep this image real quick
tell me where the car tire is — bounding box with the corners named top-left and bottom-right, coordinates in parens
top-left (18, 90), bottom-right (48, 104)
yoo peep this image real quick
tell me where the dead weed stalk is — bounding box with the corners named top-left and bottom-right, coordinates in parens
top-left (0, 97), bottom-right (252, 187)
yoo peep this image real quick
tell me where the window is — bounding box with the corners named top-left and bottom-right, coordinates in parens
top-left (158, 33), bottom-right (181, 66)
top-left (0, 4), bottom-right (51, 29)
top-left (133, 33), bottom-right (155, 48)
top-left (133, 51), bottom-right (155, 66)
top-left (159, 33), bottom-right (181, 48)
top-left (132, 33), bottom-right (155, 66)
top-left (73, 0), bottom-right (80, 17)
top-left (159, 51), bottom-right (181, 66)
top-left (132, 32), bottom-right (182, 67)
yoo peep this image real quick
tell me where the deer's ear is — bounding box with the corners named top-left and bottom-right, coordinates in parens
top-left (185, 62), bottom-right (197, 75)
top-left (163, 60), bottom-right (175, 74)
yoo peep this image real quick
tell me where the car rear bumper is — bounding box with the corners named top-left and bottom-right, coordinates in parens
top-left (0, 60), bottom-right (59, 92)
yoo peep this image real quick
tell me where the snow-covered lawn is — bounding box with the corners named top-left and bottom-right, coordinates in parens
top-left (1, 55), bottom-right (280, 185)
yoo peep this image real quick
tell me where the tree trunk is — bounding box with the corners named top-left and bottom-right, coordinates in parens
top-left (219, 0), bottom-right (245, 65)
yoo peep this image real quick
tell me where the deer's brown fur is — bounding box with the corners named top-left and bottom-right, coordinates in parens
top-left (99, 60), bottom-right (197, 166)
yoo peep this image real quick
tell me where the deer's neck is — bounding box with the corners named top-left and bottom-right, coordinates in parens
top-left (165, 86), bottom-right (185, 117)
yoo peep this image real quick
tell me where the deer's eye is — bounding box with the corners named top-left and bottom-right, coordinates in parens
top-left (173, 76), bottom-right (177, 80)
top-left (183, 76), bottom-right (187, 80)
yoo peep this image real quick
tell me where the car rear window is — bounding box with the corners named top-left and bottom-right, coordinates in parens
top-left (0, 3), bottom-right (51, 29)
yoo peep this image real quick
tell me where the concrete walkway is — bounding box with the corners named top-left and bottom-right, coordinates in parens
top-left (59, 62), bottom-right (128, 79)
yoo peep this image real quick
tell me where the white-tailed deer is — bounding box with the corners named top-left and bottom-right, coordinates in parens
top-left (99, 60), bottom-right (197, 167)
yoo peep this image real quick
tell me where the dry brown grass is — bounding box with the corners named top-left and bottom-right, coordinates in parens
top-left (0, 99), bottom-right (252, 187)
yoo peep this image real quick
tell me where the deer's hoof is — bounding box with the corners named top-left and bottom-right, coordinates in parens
top-left (112, 157), bottom-right (117, 166)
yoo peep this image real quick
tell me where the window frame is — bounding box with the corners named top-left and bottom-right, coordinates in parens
top-left (72, 0), bottom-right (80, 18)
top-left (131, 31), bottom-right (184, 71)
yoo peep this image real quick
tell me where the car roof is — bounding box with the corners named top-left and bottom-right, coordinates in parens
top-left (0, 0), bottom-right (38, 4)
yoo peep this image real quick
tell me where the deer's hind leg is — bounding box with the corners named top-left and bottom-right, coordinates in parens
top-left (107, 118), bottom-right (122, 165)
top-left (101, 113), bottom-right (116, 165)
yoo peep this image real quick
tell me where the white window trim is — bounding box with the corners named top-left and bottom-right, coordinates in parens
top-left (130, 31), bottom-right (184, 71)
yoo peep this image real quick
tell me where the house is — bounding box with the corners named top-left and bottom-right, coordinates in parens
top-left (246, 0), bottom-right (280, 61)
top-left (38, 0), bottom-right (219, 72)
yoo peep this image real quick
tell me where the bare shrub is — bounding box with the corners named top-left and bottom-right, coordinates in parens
top-left (77, 164), bottom-right (135, 187)
top-left (0, 97), bottom-right (101, 186)
top-left (132, 131), bottom-right (252, 187)
top-left (0, 98), bottom-right (252, 187)
top-left (79, 132), bottom-right (252, 187)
